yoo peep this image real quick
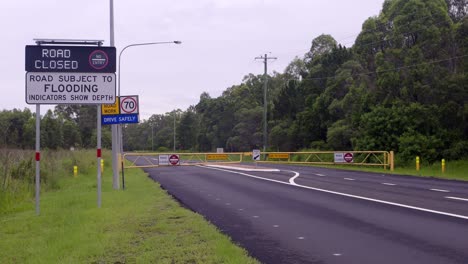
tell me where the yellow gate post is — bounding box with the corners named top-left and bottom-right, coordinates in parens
top-left (73, 166), bottom-right (78, 177)
top-left (442, 159), bottom-right (446, 173)
top-left (416, 156), bottom-right (420, 171)
top-left (101, 159), bottom-right (104, 173)
top-left (390, 151), bottom-right (394, 171)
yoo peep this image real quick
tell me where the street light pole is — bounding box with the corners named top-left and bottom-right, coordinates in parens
top-left (118, 41), bottom-right (181, 96)
top-left (114, 40), bottom-right (182, 185)
top-left (151, 125), bottom-right (154, 151)
top-left (173, 111), bottom-right (176, 152)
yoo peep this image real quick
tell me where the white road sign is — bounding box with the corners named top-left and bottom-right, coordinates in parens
top-left (119, 95), bottom-right (139, 114)
top-left (25, 72), bottom-right (116, 104)
top-left (252, 149), bottom-right (261, 161)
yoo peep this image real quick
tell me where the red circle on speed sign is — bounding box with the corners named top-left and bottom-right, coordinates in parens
top-left (120, 97), bottom-right (138, 114)
top-left (169, 154), bottom-right (179, 165)
top-left (344, 153), bottom-right (353, 163)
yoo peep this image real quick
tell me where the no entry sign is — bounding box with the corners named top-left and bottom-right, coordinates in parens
top-left (344, 153), bottom-right (354, 163)
top-left (169, 154), bottom-right (180, 165)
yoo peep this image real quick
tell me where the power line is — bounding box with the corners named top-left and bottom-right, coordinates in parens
top-left (255, 54), bottom-right (277, 152)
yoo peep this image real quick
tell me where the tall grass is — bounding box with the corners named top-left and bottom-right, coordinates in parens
top-left (0, 149), bottom-right (258, 263)
top-left (0, 149), bottom-right (101, 215)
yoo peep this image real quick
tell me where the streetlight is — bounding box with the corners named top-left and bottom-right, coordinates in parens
top-left (111, 40), bottom-right (182, 189)
top-left (118, 41), bottom-right (182, 95)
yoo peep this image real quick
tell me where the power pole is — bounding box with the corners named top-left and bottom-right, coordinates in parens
top-left (255, 53), bottom-right (277, 152)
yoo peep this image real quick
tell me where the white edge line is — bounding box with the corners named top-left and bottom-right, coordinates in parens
top-left (446, 196), bottom-right (468, 202)
top-left (344, 178), bottom-right (355, 181)
top-left (198, 165), bottom-right (468, 220)
top-left (382, 183), bottom-right (396, 186)
top-left (430, 189), bottom-right (450, 193)
top-left (315, 174), bottom-right (325, 177)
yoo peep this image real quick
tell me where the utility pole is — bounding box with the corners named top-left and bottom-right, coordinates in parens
top-left (255, 53), bottom-right (277, 152)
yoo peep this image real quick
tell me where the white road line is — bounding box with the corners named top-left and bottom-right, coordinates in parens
top-left (253, 215), bottom-right (259, 218)
top-left (430, 189), bottom-right (450, 193)
top-left (315, 174), bottom-right (326, 177)
top-left (446, 196), bottom-right (468, 202)
top-left (198, 165), bottom-right (468, 220)
top-left (297, 237), bottom-right (305, 240)
top-left (287, 170), bottom-right (300, 185)
top-left (273, 225), bottom-right (279, 228)
top-left (344, 178), bottom-right (355, 181)
top-left (333, 253), bottom-right (342, 257)
top-left (205, 164), bottom-right (280, 172)
top-left (382, 183), bottom-right (396, 186)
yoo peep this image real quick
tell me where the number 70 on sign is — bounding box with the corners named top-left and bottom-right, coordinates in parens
top-left (120, 95), bottom-right (139, 114)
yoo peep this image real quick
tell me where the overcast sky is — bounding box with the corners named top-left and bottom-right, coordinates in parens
top-left (1, 0), bottom-right (384, 120)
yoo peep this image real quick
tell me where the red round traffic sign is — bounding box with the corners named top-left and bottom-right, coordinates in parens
top-left (344, 153), bottom-right (353, 163)
top-left (120, 96), bottom-right (138, 114)
top-left (169, 154), bottom-right (179, 165)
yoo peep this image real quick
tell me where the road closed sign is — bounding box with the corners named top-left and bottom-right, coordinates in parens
top-left (334, 152), bottom-right (354, 163)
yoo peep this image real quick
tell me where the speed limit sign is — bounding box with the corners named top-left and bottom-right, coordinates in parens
top-left (120, 95), bottom-right (139, 114)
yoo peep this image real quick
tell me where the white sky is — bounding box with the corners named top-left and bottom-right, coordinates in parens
top-left (1, 0), bottom-right (384, 120)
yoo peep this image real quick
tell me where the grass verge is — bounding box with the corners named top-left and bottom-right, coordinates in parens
top-left (0, 158), bottom-right (258, 264)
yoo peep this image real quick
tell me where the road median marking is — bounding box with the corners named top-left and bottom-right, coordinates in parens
top-left (446, 196), bottom-right (468, 202)
top-left (430, 189), bottom-right (450, 193)
top-left (198, 165), bottom-right (468, 220)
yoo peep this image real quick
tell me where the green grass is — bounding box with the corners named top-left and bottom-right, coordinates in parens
top-left (0, 157), bottom-right (258, 264)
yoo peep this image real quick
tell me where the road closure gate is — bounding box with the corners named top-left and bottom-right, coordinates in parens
top-left (258, 151), bottom-right (394, 171)
top-left (122, 150), bottom-right (394, 171)
top-left (123, 152), bottom-right (244, 169)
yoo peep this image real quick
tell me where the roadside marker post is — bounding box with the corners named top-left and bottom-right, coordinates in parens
top-left (416, 156), bottom-right (420, 172)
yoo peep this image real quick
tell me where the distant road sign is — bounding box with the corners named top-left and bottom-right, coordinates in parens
top-left (269, 153), bottom-right (289, 159)
top-left (25, 72), bottom-right (116, 104)
top-left (120, 96), bottom-right (138, 114)
top-left (159, 155), bottom-right (169, 166)
top-left (169, 154), bottom-right (180, 165)
top-left (25, 45), bottom-right (116, 73)
top-left (252, 149), bottom-right (261, 161)
top-left (206, 154), bottom-right (228, 160)
top-left (344, 153), bottom-right (354, 163)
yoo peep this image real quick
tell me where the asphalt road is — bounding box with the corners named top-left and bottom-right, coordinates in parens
top-left (133, 160), bottom-right (468, 264)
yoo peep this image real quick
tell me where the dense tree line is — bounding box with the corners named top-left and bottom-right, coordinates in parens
top-left (1, 0), bottom-right (466, 163)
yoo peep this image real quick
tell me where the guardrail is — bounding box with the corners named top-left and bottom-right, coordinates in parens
top-left (122, 150), bottom-right (394, 171)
